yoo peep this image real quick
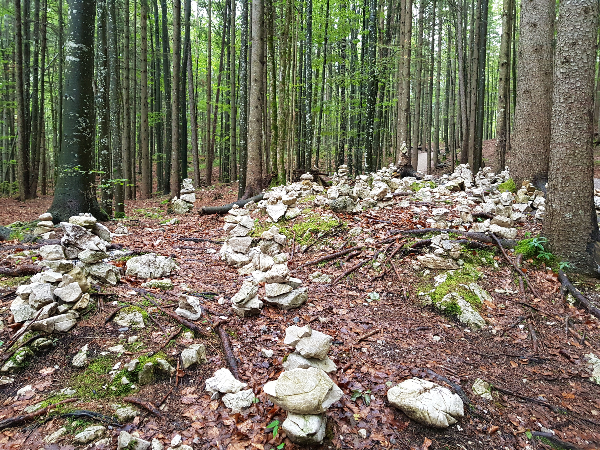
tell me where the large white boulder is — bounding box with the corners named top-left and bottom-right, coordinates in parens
top-left (125, 254), bottom-right (178, 279)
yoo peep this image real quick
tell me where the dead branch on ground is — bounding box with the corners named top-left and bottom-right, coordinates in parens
top-left (123, 397), bottom-right (163, 417)
top-left (558, 270), bottom-right (600, 320)
top-left (0, 265), bottom-right (42, 277)
top-left (490, 233), bottom-right (541, 298)
top-left (0, 398), bottom-right (77, 431)
top-left (199, 193), bottom-right (264, 215)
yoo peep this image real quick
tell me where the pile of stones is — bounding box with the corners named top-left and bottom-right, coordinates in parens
top-left (33, 212), bottom-right (56, 237)
top-left (171, 178), bottom-right (196, 214)
top-left (219, 205), bottom-right (256, 268)
top-left (205, 368), bottom-right (256, 413)
top-left (5, 214), bottom-right (118, 374)
top-left (263, 325), bottom-right (342, 445)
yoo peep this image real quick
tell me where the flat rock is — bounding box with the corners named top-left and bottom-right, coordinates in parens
top-left (282, 413), bottom-right (326, 445)
top-left (283, 353), bottom-right (337, 373)
top-left (85, 263), bottom-right (119, 285)
top-left (72, 344), bottom-right (89, 368)
top-left (263, 367), bottom-right (343, 414)
top-left (69, 214), bottom-right (97, 228)
top-left (228, 237), bottom-right (253, 254)
top-left (73, 425), bottom-right (105, 444)
top-left (31, 313), bottom-right (78, 333)
top-left (387, 378), bottom-right (464, 428)
top-left (206, 368), bottom-right (247, 396)
top-left (91, 223), bottom-right (112, 242)
top-left (115, 406), bottom-right (139, 422)
top-left (267, 203), bottom-right (288, 222)
top-left (232, 295), bottom-right (263, 317)
top-left (29, 282), bottom-right (55, 309)
top-left (39, 245), bottom-right (65, 261)
top-left (231, 279), bottom-right (259, 305)
top-left (181, 344), bottom-right (207, 369)
top-left (417, 254), bottom-right (460, 270)
top-left (114, 310), bottom-right (145, 328)
top-left (54, 282), bottom-right (82, 303)
top-left (264, 264), bottom-right (290, 283)
top-left (265, 287), bottom-right (308, 310)
top-left (284, 325), bottom-right (312, 346)
top-left (126, 254), bottom-right (178, 279)
top-left (78, 249), bottom-right (108, 264)
top-left (265, 282), bottom-right (293, 297)
top-left (295, 330), bottom-right (333, 360)
top-left (118, 431), bottom-right (150, 450)
top-left (489, 224), bottom-right (517, 240)
top-left (41, 259), bottom-right (75, 273)
top-left (10, 297), bottom-right (36, 323)
top-left (222, 389), bottom-right (255, 413)
top-left (176, 295), bottom-right (203, 321)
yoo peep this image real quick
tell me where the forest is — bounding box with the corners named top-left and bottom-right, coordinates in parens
top-left (0, 0), bottom-right (599, 448)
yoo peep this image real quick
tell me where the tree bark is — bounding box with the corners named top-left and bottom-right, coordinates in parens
top-left (140, 0), bottom-right (150, 199)
top-left (244, 0), bottom-right (264, 198)
top-left (545, 0), bottom-right (599, 274)
top-left (97, 0), bottom-right (111, 215)
top-left (237, 0), bottom-right (249, 198)
top-left (205, 0), bottom-right (213, 185)
top-left (160, 0), bottom-right (172, 194)
top-left (122, 0), bottom-right (132, 199)
top-left (510, 0), bottom-right (554, 187)
top-left (495, 0), bottom-right (514, 172)
top-left (14, 0), bottom-right (30, 201)
top-left (49, 0), bottom-right (107, 222)
top-left (410, 1), bottom-right (425, 170)
top-left (169, 0), bottom-right (182, 198)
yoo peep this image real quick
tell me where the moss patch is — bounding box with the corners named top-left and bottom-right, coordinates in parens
top-left (252, 213), bottom-right (345, 247)
top-left (420, 267), bottom-right (483, 313)
top-left (0, 275), bottom-right (32, 288)
top-left (498, 178), bottom-right (517, 193)
top-left (410, 181), bottom-right (436, 192)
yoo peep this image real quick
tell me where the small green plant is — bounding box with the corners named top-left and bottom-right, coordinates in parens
top-left (558, 261), bottom-right (572, 271)
top-left (498, 178), bottom-right (517, 193)
top-left (351, 389), bottom-right (371, 406)
top-left (410, 181), bottom-right (436, 192)
top-left (515, 236), bottom-right (552, 261)
top-left (266, 419), bottom-right (280, 438)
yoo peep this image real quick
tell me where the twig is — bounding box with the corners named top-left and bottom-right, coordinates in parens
top-left (490, 233), bottom-right (541, 298)
top-left (146, 313), bottom-right (168, 333)
top-left (158, 387), bottom-right (174, 407)
top-left (530, 432), bottom-right (581, 450)
top-left (142, 295), bottom-right (208, 338)
top-left (4, 308), bottom-right (44, 350)
top-left (123, 397), bottom-right (163, 417)
top-left (528, 320), bottom-right (539, 354)
top-left (302, 245), bottom-right (365, 268)
top-left (558, 270), bottom-right (600, 320)
top-left (330, 258), bottom-right (369, 286)
top-left (215, 322), bottom-right (240, 379)
top-left (0, 398), bottom-right (77, 431)
top-left (354, 329), bottom-right (380, 344)
top-left (104, 305), bottom-right (128, 325)
top-left (0, 334), bottom-right (40, 364)
top-left (388, 228), bottom-right (517, 248)
top-left (178, 236), bottom-right (223, 244)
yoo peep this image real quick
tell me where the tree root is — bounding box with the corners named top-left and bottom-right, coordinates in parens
top-left (123, 397), bottom-right (162, 417)
top-left (301, 245), bottom-right (364, 268)
top-left (558, 270), bottom-right (600, 320)
top-left (530, 432), bottom-right (581, 450)
top-left (490, 233), bottom-right (541, 298)
top-left (141, 294), bottom-right (208, 338)
top-left (389, 228), bottom-right (517, 248)
top-left (214, 320), bottom-right (240, 379)
top-left (0, 398), bottom-right (77, 431)
top-left (0, 265), bottom-right (42, 277)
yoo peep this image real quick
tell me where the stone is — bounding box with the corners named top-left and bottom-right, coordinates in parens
top-left (29, 282), bottom-right (55, 309)
top-left (91, 223), bottom-right (112, 242)
top-left (10, 297), bottom-right (36, 323)
top-left (585, 353), bottom-right (600, 385)
top-left (387, 378), bottom-right (464, 428)
top-left (85, 263), bottom-right (119, 285)
top-left (114, 224), bottom-right (129, 235)
top-left (205, 368), bottom-right (247, 396)
top-left (259, 240), bottom-right (282, 256)
top-left (54, 282), bottom-right (82, 303)
top-left (78, 249), bottom-right (108, 264)
top-left (228, 237), bottom-right (253, 254)
top-left (73, 425), bottom-right (105, 444)
top-left (69, 214), bottom-right (97, 228)
top-left (222, 389), bottom-right (255, 413)
top-left (1, 347), bottom-right (33, 372)
top-left (437, 293), bottom-right (486, 329)
top-left (37, 270), bottom-right (64, 284)
top-left (151, 438), bottom-right (164, 450)
top-left (180, 193), bottom-right (196, 204)
top-left (30, 338), bottom-right (54, 353)
top-left (283, 353), bottom-right (337, 373)
top-left (138, 362), bottom-right (155, 385)
top-left (265, 282), bottom-right (293, 297)
top-left (261, 349), bottom-right (274, 358)
top-left (284, 325), bottom-right (312, 346)
top-left (295, 330), bottom-right (333, 360)
top-left (232, 295), bottom-right (263, 317)
top-left (180, 344), bottom-right (207, 369)
top-left (72, 344), bottom-right (89, 368)
top-left (39, 213), bottom-right (53, 222)
top-left (285, 207), bottom-right (302, 219)
top-left (489, 224), bottom-right (517, 240)
top-left (172, 198), bottom-right (192, 214)
top-left (231, 279), bottom-right (259, 305)
top-left (264, 264), bottom-right (290, 283)
top-left (114, 310), bottom-right (145, 328)
top-left (472, 378), bottom-right (493, 400)
top-left (126, 254), bottom-right (178, 279)
top-left (265, 287), bottom-right (308, 310)
top-left (264, 367), bottom-right (343, 414)
top-left (61, 223), bottom-right (107, 254)
top-left (115, 406), bottom-right (139, 422)
top-left (118, 431), bottom-right (151, 450)
top-left (73, 293), bottom-right (91, 311)
top-left (182, 178), bottom-right (195, 191)
top-left (142, 279), bottom-right (174, 290)
top-left (176, 295), bottom-right (203, 321)
top-left (0, 376), bottom-right (14, 386)
top-left (282, 413), bottom-right (326, 445)
top-left (416, 254), bottom-right (459, 270)
top-left (329, 196), bottom-right (356, 213)
top-left (44, 427), bottom-right (67, 444)
top-left (41, 259), bottom-right (75, 273)
top-left (370, 181), bottom-right (389, 200)
top-left (60, 267), bottom-right (91, 293)
top-left (39, 245), bottom-right (65, 261)
top-left (267, 203), bottom-right (288, 222)
top-left (125, 359), bottom-right (139, 372)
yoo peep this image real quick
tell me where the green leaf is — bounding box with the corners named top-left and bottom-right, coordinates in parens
top-left (277, 444), bottom-right (285, 449)
top-left (266, 419), bottom-right (280, 438)
top-left (525, 431), bottom-right (533, 440)
top-left (351, 390), bottom-right (362, 401)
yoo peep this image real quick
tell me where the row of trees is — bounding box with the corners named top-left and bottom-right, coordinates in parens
top-left (1, 0), bottom-right (599, 273)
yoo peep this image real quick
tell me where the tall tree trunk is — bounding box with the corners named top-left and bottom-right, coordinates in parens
top-left (266, 0), bottom-right (278, 180)
top-left (205, 0), bottom-right (213, 185)
top-left (495, 0), bottom-right (514, 172)
top-left (170, 0), bottom-right (181, 197)
top-left (545, 0), bottom-right (599, 274)
top-left (153, 0), bottom-right (163, 191)
top-left (396, 0), bottom-right (412, 166)
top-left (140, 0), bottom-right (150, 198)
top-left (14, 0), bottom-right (30, 201)
top-left (466, 0), bottom-right (481, 169)
top-left (122, 0), bottom-right (132, 199)
top-left (49, 0), bottom-right (107, 222)
top-left (315, 0), bottom-right (329, 170)
top-left (364, 0), bottom-right (377, 173)
top-left (455, 0), bottom-right (468, 164)
top-left (188, 46), bottom-right (200, 187)
top-left (97, 0), bottom-right (111, 214)
top-left (509, 0), bottom-right (554, 187)
top-left (28, 0), bottom-right (40, 196)
top-left (303, 0), bottom-right (313, 171)
top-left (230, 0), bottom-right (237, 182)
top-left (161, 0), bottom-right (172, 194)
top-left (237, 0), bottom-right (249, 198)
top-left (433, 12), bottom-right (442, 170)
top-left (244, 0), bottom-right (264, 198)
top-left (473, 0), bottom-right (489, 171)
top-left (410, 1), bottom-right (424, 170)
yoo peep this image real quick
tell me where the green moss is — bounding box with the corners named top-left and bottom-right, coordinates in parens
top-left (297, 195), bottom-right (316, 204)
top-left (251, 213), bottom-right (345, 247)
top-left (7, 221), bottom-right (39, 240)
top-left (0, 275), bottom-right (32, 288)
top-left (421, 267), bottom-right (483, 309)
top-left (498, 178), bottom-right (517, 193)
top-left (410, 181), bottom-right (436, 192)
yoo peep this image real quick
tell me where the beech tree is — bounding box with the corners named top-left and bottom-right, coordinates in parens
top-left (49, 0), bottom-right (107, 222)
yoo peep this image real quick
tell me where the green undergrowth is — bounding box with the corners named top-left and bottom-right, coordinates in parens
top-left (72, 352), bottom-right (171, 400)
top-left (460, 246), bottom-right (497, 267)
top-left (498, 178), bottom-right (517, 193)
top-left (252, 213), bottom-right (345, 247)
top-left (410, 181), bottom-right (436, 192)
top-left (419, 266), bottom-right (483, 316)
top-left (6, 221), bottom-right (39, 241)
top-left (0, 275), bottom-right (32, 288)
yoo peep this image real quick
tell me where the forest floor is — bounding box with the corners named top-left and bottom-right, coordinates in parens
top-left (0, 166), bottom-right (600, 450)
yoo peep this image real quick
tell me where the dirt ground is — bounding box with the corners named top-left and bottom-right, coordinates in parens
top-left (0, 178), bottom-right (599, 450)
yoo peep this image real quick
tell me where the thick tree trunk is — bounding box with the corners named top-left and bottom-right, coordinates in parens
top-left (244, 0), bottom-right (264, 198)
top-left (509, 0), bottom-right (554, 187)
top-left (545, 0), bottom-right (599, 274)
top-left (49, 0), bottom-right (107, 222)
top-left (140, 0), bottom-right (150, 199)
top-left (206, 0), bottom-right (213, 185)
top-left (160, 0), bottom-right (172, 194)
top-left (410, 1), bottom-right (425, 170)
top-left (187, 47), bottom-right (200, 187)
top-left (97, 0), bottom-right (111, 215)
top-left (122, 0), bottom-right (132, 199)
top-left (237, 0), bottom-right (249, 198)
top-left (364, 0), bottom-right (377, 173)
top-left (14, 0), bottom-right (30, 201)
top-left (169, 0), bottom-right (181, 197)
top-left (396, 0), bottom-right (412, 166)
top-left (495, 0), bottom-right (514, 172)
top-left (473, 0), bottom-right (489, 171)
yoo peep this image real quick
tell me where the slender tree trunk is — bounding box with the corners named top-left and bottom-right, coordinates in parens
top-left (509, 0), bottom-right (554, 187)
top-left (205, 0), bottom-right (213, 185)
top-left (170, 0), bottom-right (181, 197)
top-left (161, 0), bottom-right (172, 194)
top-left (433, 13), bottom-right (442, 170)
top-left (364, 0), bottom-right (377, 173)
top-left (244, 0), bottom-right (264, 198)
top-left (14, 0), bottom-right (30, 201)
top-left (237, 0), bottom-right (249, 198)
top-left (97, 0), bottom-right (111, 214)
top-left (545, 0), bottom-right (599, 274)
top-left (411, 1), bottom-right (424, 170)
top-left (396, 0), bottom-right (412, 166)
top-left (456, 0), bottom-right (468, 164)
top-left (230, 0), bottom-right (237, 182)
top-left (122, 0), bottom-right (132, 199)
top-left (49, 0), bottom-right (107, 222)
top-left (28, 0), bottom-right (40, 197)
top-left (495, 0), bottom-right (514, 172)
top-left (140, 0), bottom-right (150, 198)
top-left (473, 0), bottom-right (489, 171)
top-left (187, 46), bottom-right (200, 187)
top-left (266, 0), bottom-right (278, 180)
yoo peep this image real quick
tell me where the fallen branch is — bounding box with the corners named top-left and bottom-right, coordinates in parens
top-left (4, 308), bottom-right (44, 351)
top-left (60, 410), bottom-right (122, 427)
top-left (302, 245), bottom-right (364, 268)
top-left (490, 233), bottom-right (541, 299)
top-left (215, 322), bottom-right (240, 379)
top-left (141, 295), bottom-right (208, 338)
top-left (104, 305), bottom-right (128, 325)
top-left (530, 432), bottom-right (581, 450)
top-left (528, 320), bottom-right (539, 354)
top-left (0, 334), bottom-right (40, 364)
top-left (123, 397), bottom-right (162, 417)
top-left (330, 258), bottom-right (370, 286)
top-left (558, 270), bottom-right (600, 320)
top-left (0, 265), bottom-right (42, 276)
top-left (355, 328), bottom-right (380, 344)
top-left (425, 369), bottom-right (473, 413)
top-left (178, 236), bottom-right (223, 244)
top-left (199, 193), bottom-right (264, 215)
top-left (0, 398), bottom-right (77, 431)
top-left (389, 228), bottom-right (517, 248)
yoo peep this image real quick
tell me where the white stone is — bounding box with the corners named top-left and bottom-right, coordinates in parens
top-left (267, 203), bottom-right (288, 222)
top-left (264, 264), bottom-right (290, 283)
top-left (85, 263), bottom-right (119, 285)
top-left (489, 224), bottom-right (518, 240)
top-left (180, 193), bottom-right (196, 204)
top-left (114, 310), bottom-right (145, 328)
top-left (44, 426), bottom-right (67, 444)
top-left (54, 282), bottom-right (82, 303)
top-left (39, 245), bottom-right (65, 261)
top-left (10, 297), bottom-right (36, 323)
top-left (265, 282), bottom-right (293, 297)
top-left (180, 344), bottom-right (207, 369)
top-left (29, 282), bottom-right (55, 309)
top-left (31, 312), bottom-right (78, 333)
top-left (231, 295), bottom-right (263, 317)
top-left (387, 378), bottom-right (464, 428)
top-left (118, 431), bottom-right (151, 450)
top-left (585, 353), bottom-right (600, 385)
top-left (295, 330), bottom-right (333, 360)
top-left (282, 353), bottom-right (337, 373)
top-left (228, 237), bottom-right (253, 254)
top-left (265, 287), bottom-right (308, 310)
top-left (175, 295), bottom-right (203, 321)
top-left (284, 325), bottom-right (312, 346)
top-left (231, 279), bottom-right (259, 305)
top-left (282, 413), bottom-right (326, 445)
top-left (115, 406), bottom-right (139, 422)
top-left (73, 425), bottom-right (105, 444)
top-left (72, 344), bottom-right (89, 368)
top-left (126, 254), bottom-right (178, 279)
top-left (472, 378), bottom-right (493, 400)
top-left (417, 254), bottom-right (459, 270)
top-left (222, 389), bottom-right (255, 413)
top-left (205, 368), bottom-right (247, 396)
top-left (38, 213), bottom-right (53, 222)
